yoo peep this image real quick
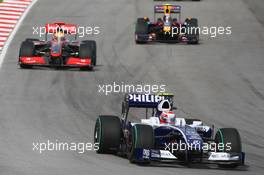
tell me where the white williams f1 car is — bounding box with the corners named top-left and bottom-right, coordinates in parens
top-left (94, 93), bottom-right (245, 168)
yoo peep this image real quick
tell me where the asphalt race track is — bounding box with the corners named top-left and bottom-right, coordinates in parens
top-left (0, 0), bottom-right (263, 174)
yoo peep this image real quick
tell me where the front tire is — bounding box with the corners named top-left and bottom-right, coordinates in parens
top-left (129, 124), bottom-right (154, 164)
top-left (215, 128), bottom-right (242, 168)
top-left (80, 40), bottom-right (96, 66)
top-left (135, 18), bottom-right (149, 44)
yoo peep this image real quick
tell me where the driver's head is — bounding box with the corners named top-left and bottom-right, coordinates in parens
top-left (54, 27), bottom-right (65, 40)
top-left (159, 111), bottom-right (176, 125)
top-left (163, 14), bottom-right (171, 23)
top-left (157, 100), bottom-right (176, 124)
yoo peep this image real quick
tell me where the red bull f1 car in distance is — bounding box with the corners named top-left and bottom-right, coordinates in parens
top-left (135, 5), bottom-right (199, 44)
top-left (94, 93), bottom-right (245, 168)
top-left (18, 22), bottom-right (96, 70)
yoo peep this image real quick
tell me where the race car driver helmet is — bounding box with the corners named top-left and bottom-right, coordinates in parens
top-left (163, 14), bottom-right (172, 23)
top-left (157, 99), bottom-right (171, 112)
top-left (159, 111), bottom-right (176, 125)
top-left (156, 100), bottom-right (176, 125)
top-left (54, 28), bottom-right (65, 42)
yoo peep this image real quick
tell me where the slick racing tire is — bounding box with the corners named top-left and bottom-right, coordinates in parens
top-left (185, 18), bottom-right (199, 44)
top-left (215, 128), bottom-right (242, 168)
top-left (129, 124), bottom-right (154, 164)
top-left (94, 115), bottom-right (121, 154)
top-left (82, 40), bottom-right (97, 66)
top-left (135, 18), bottom-right (148, 44)
top-left (19, 41), bottom-right (35, 69)
top-left (79, 42), bottom-right (96, 66)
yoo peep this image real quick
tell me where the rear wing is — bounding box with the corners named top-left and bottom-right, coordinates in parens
top-left (45, 22), bottom-right (77, 34)
top-left (125, 93), bottom-right (174, 108)
top-left (154, 5), bottom-right (181, 14)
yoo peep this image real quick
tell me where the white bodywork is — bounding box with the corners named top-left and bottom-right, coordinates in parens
top-left (141, 117), bottom-right (210, 132)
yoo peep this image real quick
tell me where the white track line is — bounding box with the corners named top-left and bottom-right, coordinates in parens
top-left (0, 0), bottom-right (38, 68)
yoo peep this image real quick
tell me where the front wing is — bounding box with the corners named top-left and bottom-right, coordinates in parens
top-left (134, 148), bottom-right (245, 165)
top-left (135, 34), bottom-right (188, 43)
top-left (19, 56), bottom-right (92, 68)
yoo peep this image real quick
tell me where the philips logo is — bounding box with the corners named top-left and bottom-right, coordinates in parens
top-left (128, 94), bottom-right (164, 103)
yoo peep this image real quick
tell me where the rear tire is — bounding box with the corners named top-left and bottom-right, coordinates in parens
top-left (19, 41), bottom-right (35, 69)
top-left (185, 18), bottom-right (199, 44)
top-left (215, 128), bottom-right (242, 168)
top-left (135, 18), bottom-right (149, 44)
top-left (94, 115), bottom-right (121, 154)
top-left (129, 124), bottom-right (154, 164)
